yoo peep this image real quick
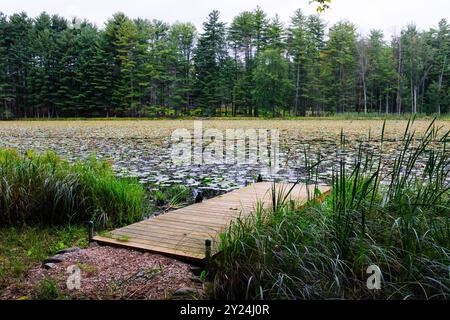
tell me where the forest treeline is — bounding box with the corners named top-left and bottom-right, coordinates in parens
top-left (0, 8), bottom-right (449, 118)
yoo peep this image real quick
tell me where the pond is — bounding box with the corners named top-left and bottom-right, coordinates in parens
top-left (1, 120), bottom-right (448, 195)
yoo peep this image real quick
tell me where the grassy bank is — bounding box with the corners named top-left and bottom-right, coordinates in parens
top-left (0, 226), bottom-right (87, 292)
top-left (0, 150), bottom-right (152, 294)
top-left (211, 119), bottom-right (450, 300)
top-left (0, 149), bottom-right (148, 228)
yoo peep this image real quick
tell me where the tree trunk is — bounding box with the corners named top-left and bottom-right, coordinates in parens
top-left (413, 86), bottom-right (418, 114)
top-left (294, 62), bottom-right (301, 116)
top-left (437, 56), bottom-right (446, 116)
top-left (397, 38), bottom-right (403, 114)
top-left (379, 94), bottom-right (382, 114)
top-left (362, 75), bottom-right (367, 114)
top-left (385, 92), bottom-right (389, 114)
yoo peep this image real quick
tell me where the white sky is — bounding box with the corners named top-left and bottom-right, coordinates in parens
top-left (1, 0), bottom-right (449, 39)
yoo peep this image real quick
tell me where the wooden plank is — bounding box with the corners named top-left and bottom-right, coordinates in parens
top-left (154, 215), bottom-right (229, 227)
top-left (116, 223), bottom-right (214, 237)
top-left (109, 228), bottom-right (211, 245)
top-left (98, 232), bottom-right (208, 249)
top-left (110, 226), bottom-right (210, 243)
top-left (94, 235), bottom-right (205, 254)
top-left (168, 211), bottom-right (241, 221)
top-left (176, 203), bottom-right (254, 212)
top-left (107, 231), bottom-right (205, 250)
top-left (173, 207), bottom-right (245, 215)
top-left (139, 219), bottom-right (221, 232)
top-left (94, 183), bottom-right (331, 262)
top-left (139, 221), bottom-right (222, 233)
top-left (131, 229), bottom-right (219, 240)
top-left (93, 236), bottom-right (205, 260)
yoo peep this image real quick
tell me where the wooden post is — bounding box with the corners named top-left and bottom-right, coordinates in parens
top-left (195, 190), bottom-right (204, 203)
top-left (87, 221), bottom-right (94, 242)
top-left (205, 239), bottom-right (212, 262)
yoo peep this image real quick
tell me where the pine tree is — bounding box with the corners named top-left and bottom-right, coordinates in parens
top-left (91, 32), bottom-right (113, 116)
top-left (427, 19), bottom-right (450, 115)
top-left (4, 12), bottom-right (33, 117)
top-left (322, 21), bottom-right (358, 113)
top-left (0, 8), bottom-right (448, 118)
top-left (304, 14), bottom-right (326, 115)
top-left (193, 10), bottom-right (228, 115)
top-left (104, 13), bottom-right (128, 115)
top-left (147, 19), bottom-right (174, 115)
top-left (73, 22), bottom-right (104, 116)
top-left (169, 22), bottom-right (196, 115)
top-left (228, 11), bottom-right (257, 116)
top-left (115, 18), bottom-right (138, 116)
top-left (253, 7), bottom-right (268, 55)
top-left (401, 25), bottom-right (434, 113)
top-left (0, 12), bottom-right (12, 118)
top-left (265, 15), bottom-right (285, 50)
top-left (287, 9), bottom-right (308, 115)
top-left (253, 49), bottom-right (293, 116)
top-left (29, 12), bottom-right (57, 117)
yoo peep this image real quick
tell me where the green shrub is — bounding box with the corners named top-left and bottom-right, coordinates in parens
top-left (151, 185), bottom-right (191, 209)
top-left (34, 278), bottom-right (63, 300)
top-left (211, 119), bottom-right (450, 300)
top-left (0, 149), bottom-right (148, 228)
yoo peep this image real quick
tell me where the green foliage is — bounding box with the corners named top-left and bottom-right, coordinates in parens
top-left (211, 120), bottom-right (450, 299)
top-left (0, 149), bottom-right (147, 227)
top-left (311, 0), bottom-right (332, 13)
top-left (0, 9), bottom-right (448, 118)
top-left (151, 185), bottom-right (192, 210)
top-left (0, 226), bottom-right (86, 290)
top-left (194, 10), bottom-right (229, 115)
top-left (322, 21), bottom-right (358, 113)
top-left (35, 278), bottom-right (64, 300)
top-left (252, 49), bottom-right (293, 116)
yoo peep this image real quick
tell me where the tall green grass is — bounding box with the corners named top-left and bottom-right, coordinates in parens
top-left (0, 149), bottom-right (148, 228)
top-left (211, 119), bottom-right (450, 300)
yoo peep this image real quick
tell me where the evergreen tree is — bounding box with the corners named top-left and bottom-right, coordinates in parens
top-left (0, 9), bottom-right (447, 118)
top-left (304, 14), bottom-right (326, 115)
top-left (228, 11), bottom-right (257, 115)
top-left (253, 49), bottom-right (293, 116)
top-left (73, 22), bottom-right (105, 116)
top-left (169, 22), bottom-right (196, 115)
top-left (253, 7), bottom-right (268, 55)
top-left (265, 15), bottom-right (285, 50)
top-left (322, 21), bottom-right (358, 113)
top-left (401, 25), bottom-right (434, 113)
top-left (0, 12), bottom-right (12, 118)
top-left (115, 18), bottom-right (138, 115)
top-left (287, 9), bottom-right (308, 115)
top-left (427, 19), bottom-right (450, 114)
top-left (193, 10), bottom-right (228, 115)
top-left (89, 31), bottom-right (113, 116)
top-left (4, 12), bottom-right (33, 117)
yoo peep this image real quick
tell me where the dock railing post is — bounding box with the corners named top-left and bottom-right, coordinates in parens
top-left (87, 221), bottom-right (94, 242)
top-left (205, 239), bottom-right (212, 264)
top-left (195, 190), bottom-right (204, 203)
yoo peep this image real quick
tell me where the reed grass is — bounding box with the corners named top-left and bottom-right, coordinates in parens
top-left (0, 149), bottom-right (148, 228)
top-left (211, 118), bottom-right (450, 300)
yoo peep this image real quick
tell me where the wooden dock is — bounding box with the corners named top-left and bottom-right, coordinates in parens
top-left (93, 182), bottom-right (331, 262)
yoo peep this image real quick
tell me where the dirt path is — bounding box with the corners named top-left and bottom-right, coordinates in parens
top-left (1, 244), bottom-right (203, 300)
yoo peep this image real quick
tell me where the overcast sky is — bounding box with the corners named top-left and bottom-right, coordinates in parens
top-left (1, 0), bottom-right (449, 39)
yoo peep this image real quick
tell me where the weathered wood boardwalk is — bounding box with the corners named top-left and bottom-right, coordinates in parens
top-left (93, 182), bottom-right (331, 262)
